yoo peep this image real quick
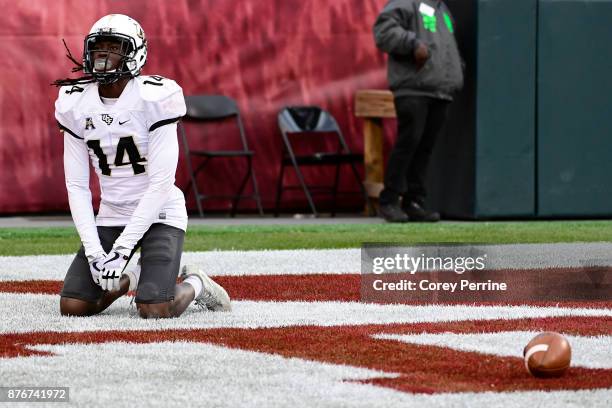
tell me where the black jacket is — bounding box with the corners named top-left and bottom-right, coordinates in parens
top-left (373, 0), bottom-right (464, 100)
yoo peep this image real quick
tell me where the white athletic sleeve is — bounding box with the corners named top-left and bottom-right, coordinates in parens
top-left (63, 133), bottom-right (105, 258)
top-left (112, 123), bottom-right (179, 251)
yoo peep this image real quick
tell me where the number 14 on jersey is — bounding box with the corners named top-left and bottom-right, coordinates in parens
top-left (86, 136), bottom-right (147, 176)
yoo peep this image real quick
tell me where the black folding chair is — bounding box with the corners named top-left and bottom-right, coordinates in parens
top-left (179, 95), bottom-right (263, 217)
top-left (274, 106), bottom-right (367, 217)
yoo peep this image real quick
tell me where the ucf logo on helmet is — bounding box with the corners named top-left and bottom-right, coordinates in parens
top-left (136, 26), bottom-right (145, 40)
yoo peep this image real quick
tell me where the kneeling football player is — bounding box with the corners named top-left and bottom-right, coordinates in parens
top-left (54, 14), bottom-right (230, 318)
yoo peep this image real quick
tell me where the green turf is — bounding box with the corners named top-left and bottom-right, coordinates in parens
top-left (1, 220), bottom-right (611, 256)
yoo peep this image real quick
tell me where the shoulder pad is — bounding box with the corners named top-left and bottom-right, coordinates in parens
top-left (137, 76), bottom-right (186, 129)
top-left (135, 75), bottom-right (183, 102)
top-left (55, 83), bottom-right (95, 114)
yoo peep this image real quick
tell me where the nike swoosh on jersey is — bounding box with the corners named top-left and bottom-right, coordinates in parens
top-left (119, 119), bottom-right (130, 125)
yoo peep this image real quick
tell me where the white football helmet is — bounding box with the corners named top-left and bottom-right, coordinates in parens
top-left (83, 14), bottom-right (147, 84)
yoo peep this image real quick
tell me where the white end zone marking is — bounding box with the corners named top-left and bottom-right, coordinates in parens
top-left (2, 243), bottom-right (612, 281)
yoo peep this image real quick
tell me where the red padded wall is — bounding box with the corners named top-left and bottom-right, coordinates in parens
top-left (0, 0), bottom-right (391, 214)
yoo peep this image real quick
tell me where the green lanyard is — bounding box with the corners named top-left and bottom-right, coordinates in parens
top-left (443, 13), bottom-right (454, 33)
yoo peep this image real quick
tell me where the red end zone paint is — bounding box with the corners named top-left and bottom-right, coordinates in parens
top-left (1, 316), bottom-right (611, 393)
top-left (0, 280), bottom-right (63, 295)
top-left (0, 275), bottom-right (359, 300)
top-left (2, 275), bottom-right (611, 308)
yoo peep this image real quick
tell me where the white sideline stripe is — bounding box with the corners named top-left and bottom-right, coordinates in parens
top-left (1, 342), bottom-right (610, 407)
top-left (524, 344), bottom-right (550, 372)
top-left (2, 243), bottom-right (612, 281)
top-left (0, 249), bottom-right (360, 281)
top-left (1, 292), bottom-right (611, 334)
top-left (373, 332), bottom-right (612, 369)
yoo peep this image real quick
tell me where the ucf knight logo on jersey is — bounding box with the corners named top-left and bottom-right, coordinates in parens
top-left (101, 114), bottom-right (114, 125)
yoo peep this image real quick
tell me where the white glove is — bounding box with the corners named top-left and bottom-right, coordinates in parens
top-left (100, 246), bottom-right (131, 291)
top-left (86, 252), bottom-right (106, 287)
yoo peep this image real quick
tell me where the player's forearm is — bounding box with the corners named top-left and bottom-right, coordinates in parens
top-left (67, 186), bottom-right (104, 257)
top-left (112, 184), bottom-right (173, 250)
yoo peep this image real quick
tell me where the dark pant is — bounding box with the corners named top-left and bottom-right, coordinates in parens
top-left (379, 96), bottom-right (450, 206)
top-left (60, 223), bottom-right (185, 304)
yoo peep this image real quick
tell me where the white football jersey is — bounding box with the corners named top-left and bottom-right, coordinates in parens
top-left (55, 75), bottom-right (187, 255)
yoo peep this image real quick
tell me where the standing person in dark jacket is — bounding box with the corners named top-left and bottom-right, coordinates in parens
top-left (373, 0), bottom-right (463, 222)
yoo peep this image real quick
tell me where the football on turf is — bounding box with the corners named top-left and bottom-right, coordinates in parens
top-left (523, 332), bottom-right (571, 378)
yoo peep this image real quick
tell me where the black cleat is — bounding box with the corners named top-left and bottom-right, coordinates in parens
top-left (379, 203), bottom-right (410, 223)
top-left (402, 201), bottom-right (440, 222)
